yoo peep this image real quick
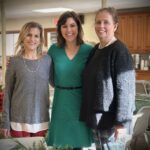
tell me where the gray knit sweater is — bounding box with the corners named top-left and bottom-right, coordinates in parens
top-left (1, 54), bottom-right (52, 129)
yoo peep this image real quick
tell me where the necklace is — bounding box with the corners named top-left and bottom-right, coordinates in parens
top-left (23, 58), bottom-right (40, 73)
top-left (99, 37), bottom-right (117, 49)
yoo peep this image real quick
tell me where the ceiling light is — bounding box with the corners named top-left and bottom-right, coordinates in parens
top-left (32, 8), bottom-right (73, 13)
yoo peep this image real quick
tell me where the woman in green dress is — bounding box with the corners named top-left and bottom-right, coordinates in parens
top-left (46, 11), bottom-right (93, 149)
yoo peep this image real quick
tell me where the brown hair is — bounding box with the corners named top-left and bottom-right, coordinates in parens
top-left (57, 11), bottom-right (84, 47)
top-left (15, 21), bottom-right (44, 56)
top-left (95, 7), bottom-right (119, 24)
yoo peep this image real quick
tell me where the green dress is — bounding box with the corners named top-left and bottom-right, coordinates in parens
top-left (46, 43), bottom-right (93, 148)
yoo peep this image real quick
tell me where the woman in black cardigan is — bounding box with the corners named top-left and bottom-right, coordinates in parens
top-left (80, 7), bottom-right (135, 150)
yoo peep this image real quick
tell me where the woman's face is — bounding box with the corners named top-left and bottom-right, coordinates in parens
top-left (95, 11), bottom-right (118, 42)
top-left (23, 27), bottom-right (41, 52)
top-left (61, 17), bottom-right (78, 43)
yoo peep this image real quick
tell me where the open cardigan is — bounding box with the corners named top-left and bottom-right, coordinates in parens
top-left (80, 40), bottom-right (136, 130)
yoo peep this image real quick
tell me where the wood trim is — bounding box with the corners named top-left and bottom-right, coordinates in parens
top-left (0, 31), bottom-right (20, 34)
top-left (6, 31), bottom-right (20, 34)
top-left (118, 7), bottom-right (150, 15)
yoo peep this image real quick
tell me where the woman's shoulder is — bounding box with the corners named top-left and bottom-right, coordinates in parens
top-left (9, 55), bottom-right (22, 63)
top-left (82, 43), bottom-right (94, 49)
top-left (113, 40), bottom-right (129, 52)
top-left (80, 43), bottom-right (94, 54)
top-left (7, 56), bottom-right (22, 69)
top-left (48, 43), bottom-right (61, 55)
top-left (110, 40), bottom-right (133, 64)
top-left (42, 54), bottom-right (52, 62)
top-left (48, 43), bottom-right (59, 51)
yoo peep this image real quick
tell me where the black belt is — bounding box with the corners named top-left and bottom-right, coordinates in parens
top-left (56, 85), bottom-right (82, 90)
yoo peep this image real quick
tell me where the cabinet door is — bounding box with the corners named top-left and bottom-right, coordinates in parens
top-left (143, 12), bottom-right (150, 52)
top-left (135, 14), bottom-right (144, 53)
top-left (116, 15), bottom-right (128, 45)
top-left (117, 12), bottom-right (150, 53)
top-left (116, 15), bottom-right (138, 53)
top-left (126, 14), bottom-right (137, 52)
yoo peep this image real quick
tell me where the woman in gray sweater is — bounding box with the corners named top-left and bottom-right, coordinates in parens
top-left (0, 22), bottom-right (52, 137)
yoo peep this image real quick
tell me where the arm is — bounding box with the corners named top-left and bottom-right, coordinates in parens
top-left (47, 44), bottom-right (55, 87)
top-left (114, 46), bottom-right (135, 138)
top-left (49, 60), bottom-right (55, 87)
top-left (1, 57), bottom-right (16, 137)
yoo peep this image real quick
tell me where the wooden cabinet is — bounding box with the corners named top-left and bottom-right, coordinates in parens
top-left (116, 11), bottom-right (150, 53)
top-left (136, 70), bottom-right (150, 80)
top-left (116, 10), bottom-right (150, 80)
top-left (143, 13), bottom-right (150, 52)
top-left (116, 14), bottom-right (137, 52)
top-left (136, 14), bottom-right (144, 52)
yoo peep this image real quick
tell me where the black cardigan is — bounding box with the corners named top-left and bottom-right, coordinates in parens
top-left (80, 40), bottom-right (136, 130)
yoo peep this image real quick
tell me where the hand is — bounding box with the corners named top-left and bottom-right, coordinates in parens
top-left (114, 125), bottom-right (125, 141)
top-left (0, 128), bottom-right (11, 138)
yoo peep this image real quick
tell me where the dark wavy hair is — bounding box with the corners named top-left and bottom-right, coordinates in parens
top-left (57, 11), bottom-right (84, 47)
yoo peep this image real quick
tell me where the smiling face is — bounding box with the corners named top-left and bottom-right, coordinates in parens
top-left (23, 27), bottom-right (41, 52)
top-left (60, 17), bottom-right (78, 44)
top-left (95, 10), bottom-right (118, 44)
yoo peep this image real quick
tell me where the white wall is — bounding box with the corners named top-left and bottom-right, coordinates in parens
top-left (5, 13), bottom-right (99, 44)
top-left (6, 16), bottom-right (56, 30)
top-left (0, 13), bottom-right (99, 57)
top-left (83, 13), bottom-right (99, 44)
top-left (6, 33), bottom-right (19, 56)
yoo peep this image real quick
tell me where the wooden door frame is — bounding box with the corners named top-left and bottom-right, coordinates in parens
top-left (44, 28), bottom-right (56, 47)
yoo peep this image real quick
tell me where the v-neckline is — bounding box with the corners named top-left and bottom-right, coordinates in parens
top-left (64, 45), bottom-right (81, 61)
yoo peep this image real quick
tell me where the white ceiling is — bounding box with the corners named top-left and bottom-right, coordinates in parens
top-left (3, 0), bottom-right (150, 19)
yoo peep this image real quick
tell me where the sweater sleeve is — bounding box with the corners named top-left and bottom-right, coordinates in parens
top-left (49, 60), bottom-right (55, 87)
top-left (1, 57), bottom-right (16, 129)
top-left (47, 44), bottom-right (55, 87)
top-left (114, 45), bottom-right (136, 125)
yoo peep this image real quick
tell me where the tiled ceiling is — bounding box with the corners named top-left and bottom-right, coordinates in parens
top-left (2, 0), bottom-right (150, 19)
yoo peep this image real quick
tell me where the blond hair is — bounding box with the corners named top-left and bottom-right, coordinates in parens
top-left (15, 21), bottom-right (44, 56)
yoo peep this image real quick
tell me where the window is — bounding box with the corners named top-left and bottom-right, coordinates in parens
top-left (44, 28), bottom-right (57, 48)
